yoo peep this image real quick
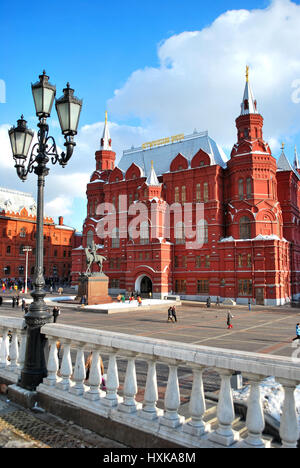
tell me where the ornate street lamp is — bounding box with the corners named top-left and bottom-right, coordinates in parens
top-left (8, 72), bottom-right (82, 391)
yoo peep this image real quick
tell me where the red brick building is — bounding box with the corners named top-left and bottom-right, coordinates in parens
top-left (0, 187), bottom-right (77, 284)
top-left (72, 72), bottom-right (300, 305)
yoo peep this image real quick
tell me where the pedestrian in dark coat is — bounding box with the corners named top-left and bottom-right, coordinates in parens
top-left (0, 296), bottom-right (2, 306)
top-left (12, 297), bottom-right (15, 308)
top-left (52, 306), bottom-right (60, 323)
top-left (206, 296), bottom-right (211, 308)
top-left (171, 306), bottom-right (177, 322)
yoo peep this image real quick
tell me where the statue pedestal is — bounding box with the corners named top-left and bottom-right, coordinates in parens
top-left (78, 273), bottom-right (112, 305)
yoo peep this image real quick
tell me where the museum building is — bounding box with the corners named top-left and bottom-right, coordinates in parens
top-left (71, 72), bottom-right (300, 305)
top-left (0, 187), bottom-right (78, 283)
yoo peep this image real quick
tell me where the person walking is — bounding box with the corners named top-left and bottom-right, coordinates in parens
top-left (206, 296), bottom-right (211, 308)
top-left (216, 296), bottom-right (220, 307)
top-left (248, 298), bottom-right (251, 311)
top-left (21, 298), bottom-right (26, 311)
top-left (227, 311), bottom-right (234, 329)
top-left (52, 306), bottom-right (60, 323)
top-left (12, 296), bottom-right (16, 308)
top-left (0, 296), bottom-right (2, 307)
top-left (171, 306), bottom-right (177, 322)
top-left (292, 323), bottom-right (300, 342)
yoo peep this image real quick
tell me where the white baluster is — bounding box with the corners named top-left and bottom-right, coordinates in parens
top-left (241, 373), bottom-right (270, 448)
top-left (118, 353), bottom-right (138, 413)
top-left (9, 331), bottom-right (19, 371)
top-left (209, 369), bottom-right (239, 446)
top-left (44, 338), bottom-right (59, 386)
top-left (140, 358), bottom-right (159, 420)
top-left (0, 328), bottom-right (9, 368)
top-left (103, 351), bottom-right (120, 408)
top-left (57, 341), bottom-right (72, 391)
top-left (85, 350), bottom-right (103, 401)
top-left (69, 345), bottom-right (86, 396)
top-left (279, 379), bottom-right (299, 448)
top-left (183, 365), bottom-right (210, 436)
top-left (161, 361), bottom-right (183, 428)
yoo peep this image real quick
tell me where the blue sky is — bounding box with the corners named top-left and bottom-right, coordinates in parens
top-left (1, 0), bottom-right (300, 231)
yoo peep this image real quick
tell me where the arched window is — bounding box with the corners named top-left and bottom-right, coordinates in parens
top-left (239, 216), bottom-right (251, 239)
top-left (140, 221), bottom-right (149, 245)
top-left (86, 230), bottom-right (94, 248)
top-left (174, 187), bottom-right (179, 203)
top-left (197, 219), bottom-right (208, 245)
top-left (112, 227), bottom-right (120, 248)
top-left (175, 221), bottom-right (185, 244)
top-left (20, 228), bottom-right (26, 238)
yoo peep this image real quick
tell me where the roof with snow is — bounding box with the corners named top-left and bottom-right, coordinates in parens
top-left (118, 130), bottom-right (229, 177)
top-left (0, 187), bottom-right (37, 216)
top-left (277, 148), bottom-right (300, 180)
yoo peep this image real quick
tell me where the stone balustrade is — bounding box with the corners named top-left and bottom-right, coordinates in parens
top-left (0, 316), bottom-right (27, 383)
top-left (0, 317), bottom-right (299, 448)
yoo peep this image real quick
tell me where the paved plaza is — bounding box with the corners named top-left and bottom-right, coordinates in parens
top-left (1, 296), bottom-right (300, 358)
top-left (1, 296), bottom-right (300, 448)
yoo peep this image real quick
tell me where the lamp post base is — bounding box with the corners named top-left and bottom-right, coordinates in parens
top-left (19, 304), bottom-right (52, 391)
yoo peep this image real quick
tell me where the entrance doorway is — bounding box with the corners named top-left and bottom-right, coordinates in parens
top-left (255, 288), bottom-right (264, 305)
top-left (135, 275), bottom-right (153, 297)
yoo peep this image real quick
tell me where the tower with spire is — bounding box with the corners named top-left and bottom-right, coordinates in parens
top-left (94, 111), bottom-right (116, 172)
top-left (226, 66), bottom-right (280, 239)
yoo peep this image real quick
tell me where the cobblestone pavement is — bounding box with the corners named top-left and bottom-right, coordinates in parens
top-left (0, 394), bottom-right (126, 448)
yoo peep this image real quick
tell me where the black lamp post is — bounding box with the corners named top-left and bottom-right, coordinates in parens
top-left (8, 71), bottom-right (82, 391)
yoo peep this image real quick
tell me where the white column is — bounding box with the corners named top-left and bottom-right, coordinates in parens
top-left (140, 358), bottom-right (159, 420)
top-left (0, 328), bottom-right (9, 368)
top-left (44, 338), bottom-right (59, 386)
top-left (69, 345), bottom-right (86, 396)
top-left (56, 341), bottom-right (72, 391)
top-left (183, 365), bottom-right (210, 436)
top-left (103, 351), bottom-right (120, 408)
top-left (160, 361), bottom-right (183, 428)
top-left (84, 350), bottom-right (103, 401)
top-left (209, 368), bottom-right (239, 446)
top-left (242, 373), bottom-right (270, 448)
top-left (118, 353), bottom-right (138, 414)
top-left (279, 379), bottom-right (299, 448)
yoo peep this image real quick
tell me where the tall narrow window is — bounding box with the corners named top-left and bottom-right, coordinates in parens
top-left (196, 183), bottom-right (201, 202)
top-left (112, 227), bottom-right (120, 248)
top-left (175, 187), bottom-right (179, 203)
top-left (238, 179), bottom-right (244, 200)
top-left (203, 183), bottom-right (209, 203)
top-left (246, 178), bottom-right (252, 199)
top-left (197, 220), bottom-right (208, 245)
top-left (181, 186), bottom-right (186, 204)
top-left (239, 216), bottom-right (251, 239)
top-left (86, 230), bottom-right (94, 248)
top-left (140, 221), bottom-right (149, 245)
top-left (175, 221), bottom-right (185, 244)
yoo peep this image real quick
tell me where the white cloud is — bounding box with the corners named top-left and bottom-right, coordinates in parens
top-left (2, 0), bottom-right (300, 232)
top-left (108, 0), bottom-right (300, 155)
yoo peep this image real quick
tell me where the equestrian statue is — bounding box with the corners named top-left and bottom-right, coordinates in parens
top-left (84, 241), bottom-right (106, 276)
